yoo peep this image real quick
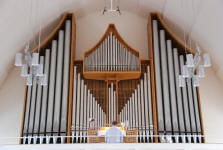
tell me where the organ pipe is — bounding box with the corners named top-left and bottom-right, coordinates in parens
top-left (167, 40), bottom-right (179, 134)
top-left (54, 30), bottom-right (64, 134)
top-left (46, 40), bottom-right (57, 134)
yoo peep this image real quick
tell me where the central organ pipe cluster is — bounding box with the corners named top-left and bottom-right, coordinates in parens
top-left (85, 32), bottom-right (139, 71)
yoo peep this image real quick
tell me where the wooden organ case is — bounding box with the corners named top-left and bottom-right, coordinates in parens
top-left (20, 12), bottom-right (204, 144)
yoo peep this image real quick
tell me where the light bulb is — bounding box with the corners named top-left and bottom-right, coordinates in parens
top-left (203, 53), bottom-right (211, 67)
top-left (31, 53), bottom-right (39, 66)
top-left (15, 53), bottom-right (23, 66)
top-left (21, 64), bottom-right (28, 77)
top-left (186, 54), bottom-right (194, 68)
top-left (198, 65), bottom-right (205, 78)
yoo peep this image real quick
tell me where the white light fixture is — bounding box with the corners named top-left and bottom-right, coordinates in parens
top-left (103, 0), bottom-right (121, 15)
top-left (15, 46), bottom-right (47, 86)
top-left (179, 45), bottom-right (211, 87)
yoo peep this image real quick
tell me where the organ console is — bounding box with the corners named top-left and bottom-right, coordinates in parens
top-left (19, 12), bottom-right (204, 144)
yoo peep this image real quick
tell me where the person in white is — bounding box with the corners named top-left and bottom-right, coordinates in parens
top-left (105, 121), bottom-right (123, 143)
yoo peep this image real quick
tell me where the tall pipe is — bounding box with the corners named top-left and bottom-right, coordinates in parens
top-left (152, 20), bottom-right (164, 133)
top-left (179, 55), bottom-right (191, 136)
top-left (46, 40), bottom-right (57, 134)
top-left (54, 30), bottom-right (64, 134)
top-left (34, 56), bottom-right (44, 134)
top-left (160, 30), bottom-right (172, 135)
top-left (173, 49), bottom-right (185, 134)
top-left (40, 50), bottom-right (50, 134)
top-left (61, 20), bottom-right (71, 133)
top-left (167, 40), bottom-right (179, 134)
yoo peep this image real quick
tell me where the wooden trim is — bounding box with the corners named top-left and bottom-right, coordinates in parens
top-left (67, 13), bottom-right (76, 143)
top-left (31, 13), bottom-right (70, 54)
top-left (151, 13), bottom-right (195, 55)
top-left (19, 87), bottom-right (28, 144)
top-left (196, 87), bottom-right (205, 143)
top-left (148, 14), bottom-right (158, 143)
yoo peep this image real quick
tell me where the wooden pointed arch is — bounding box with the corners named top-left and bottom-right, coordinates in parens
top-left (83, 24), bottom-right (141, 81)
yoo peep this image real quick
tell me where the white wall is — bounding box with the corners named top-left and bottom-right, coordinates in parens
top-left (199, 68), bottom-right (223, 143)
top-left (0, 68), bottom-right (25, 144)
top-left (75, 11), bottom-right (148, 60)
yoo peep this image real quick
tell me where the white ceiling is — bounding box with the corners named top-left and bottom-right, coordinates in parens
top-left (0, 0), bottom-right (223, 86)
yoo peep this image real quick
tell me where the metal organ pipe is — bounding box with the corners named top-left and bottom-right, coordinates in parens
top-left (152, 20), bottom-right (164, 135)
top-left (160, 30), bottom-right (172, 136)
top-left (40, 50), bottom-right (50, 134)
top-left (54, 30), bottom-right (64, 134)
top-left (180, 55), bottom-right (191, 138)
top-left (167, 40), bottom-right (179, 135)
top-left (61, 20), bottom-right (71, 133)
top-left (33, 56), bottom-right (44, 134)
top-left (46, 40), bottom-right (57, 135)
top-left (173, 49), bottom-right (185, 135)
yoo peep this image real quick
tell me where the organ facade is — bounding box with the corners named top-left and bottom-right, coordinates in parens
top-left (20, 12), bottom-right (204, 144)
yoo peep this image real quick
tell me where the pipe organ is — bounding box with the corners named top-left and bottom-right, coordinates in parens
top-left (20, 12), bottom-right (204, 144)
top-left (150, 14), bottom-right (204, 143)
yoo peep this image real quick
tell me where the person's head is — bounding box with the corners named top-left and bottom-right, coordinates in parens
top-left (90, 118), bottom-right (96, 124)
top-left (112, 121), bottom-right (118, 126)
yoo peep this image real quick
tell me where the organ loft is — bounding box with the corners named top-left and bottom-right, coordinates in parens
top-left (19, 12), bottom-right (204, 145)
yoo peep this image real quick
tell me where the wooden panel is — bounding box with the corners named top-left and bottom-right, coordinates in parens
top-left (67, 13), bottom-right (76, 143)
top-left (148, 14), bottom-right (158, 143)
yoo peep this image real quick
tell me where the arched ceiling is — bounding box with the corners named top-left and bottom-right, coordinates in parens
top-left (0, 0), bottom-right (223, 87)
